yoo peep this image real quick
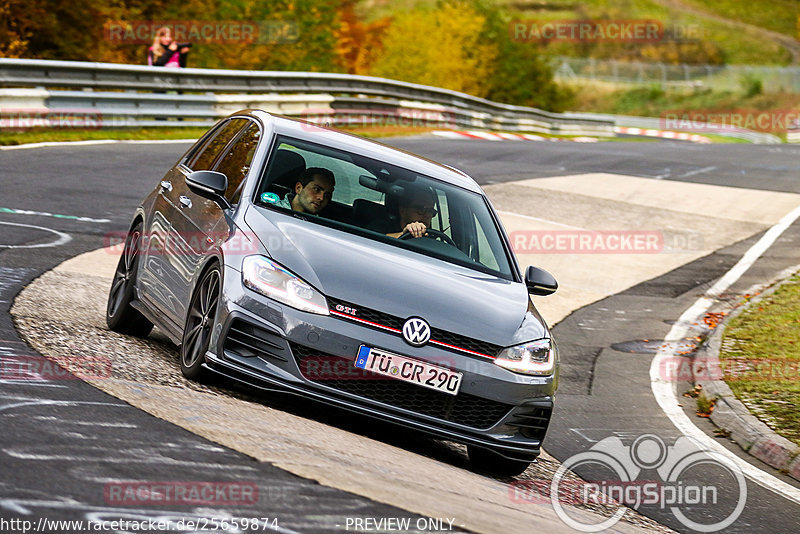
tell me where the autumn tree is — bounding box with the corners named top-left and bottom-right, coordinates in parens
top-left (477, 2), bottom-right (574, 111)
top-left (334, 0), bottom-right (389, 75)
top-left (369, 1), bottom-right (498, 97)
top-left (178, 0), bottom-right (342, 72)
top-left (0, 0), bottom-right (42, 57)
top-left (4, 0), bottom-right (343, 72)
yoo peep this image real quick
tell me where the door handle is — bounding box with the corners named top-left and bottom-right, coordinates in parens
top-left (160, 180), bottom-right (172, 192)
top-left (179, 196), bottom-right (192, 209)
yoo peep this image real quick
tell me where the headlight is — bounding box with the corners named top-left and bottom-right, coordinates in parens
top-left (494, 339), bottom-right (555, 376)
top-left (242, 256), bottom-right (329, 315)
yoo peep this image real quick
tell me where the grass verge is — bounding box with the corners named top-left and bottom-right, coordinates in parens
top-left (0, 126), bottom-right (445, 146)
top-left (0, 127), bottom-right (210, 146)
top-left (719, 274), bottom-right (800, 446)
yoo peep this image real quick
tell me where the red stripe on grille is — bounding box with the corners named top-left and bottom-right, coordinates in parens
top-left (330, 311), bottom-right (496, 360)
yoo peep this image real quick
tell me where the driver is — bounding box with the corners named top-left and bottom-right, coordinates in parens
top-left (386, 186), bottom-right (438, 239)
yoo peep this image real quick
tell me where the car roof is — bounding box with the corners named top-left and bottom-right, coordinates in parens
top-left (239, 110), bottom-right (484, 194)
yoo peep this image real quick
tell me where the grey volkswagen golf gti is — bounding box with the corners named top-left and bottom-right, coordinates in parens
top-left (107, 110), bottom-right (559, 476)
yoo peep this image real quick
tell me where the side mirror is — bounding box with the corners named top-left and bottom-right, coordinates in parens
top-left (186, 170), bottom-right (228, 196)
top-left (525, 266), bottom-right (558, 296)
top-left (186, 170), bottom-right (231, 209)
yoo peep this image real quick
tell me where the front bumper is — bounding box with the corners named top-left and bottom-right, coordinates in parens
top-left (205, 271), bottom-right (556, 461)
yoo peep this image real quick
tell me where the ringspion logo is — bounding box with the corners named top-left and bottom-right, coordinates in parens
top-left (549, 435), bottom-right (746, 532)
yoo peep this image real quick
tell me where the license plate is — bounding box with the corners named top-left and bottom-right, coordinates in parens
top-left (354, 346), bottom-right (462, 395)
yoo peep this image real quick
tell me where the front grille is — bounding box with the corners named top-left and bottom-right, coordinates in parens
top-left (292, 343), bottom-right (512, 429)
top-left (506, 406), bottom-right (552, 441)
top-left (327, 297), bottom-right (503, 359)
top-left (223, 319), bottom-right (289, 362)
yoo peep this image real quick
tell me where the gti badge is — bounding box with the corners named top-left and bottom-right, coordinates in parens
top-left (402, 317), bottom-right (431, 347)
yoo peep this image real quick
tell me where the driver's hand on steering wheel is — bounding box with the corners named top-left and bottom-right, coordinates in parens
top-left (403, 221), bottom-right (428, 238)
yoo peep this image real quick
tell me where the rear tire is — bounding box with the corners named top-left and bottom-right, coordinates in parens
top-left (106, 223), bottom-right (153, 337)
top-left (180, 264), bottom-right (221, 381)
top-left (467, 445), bottom-right (533, 477)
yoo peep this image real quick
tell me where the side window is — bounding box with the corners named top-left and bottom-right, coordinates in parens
top-left (181, 121), bottom-right (224, 165)
top-left (187, 118), bottom-right (248, 171)
top-left (214, 122), bottom-right (262, 204)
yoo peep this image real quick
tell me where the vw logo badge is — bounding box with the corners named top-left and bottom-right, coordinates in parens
top-left (402, 317), bottom-right (431, 347)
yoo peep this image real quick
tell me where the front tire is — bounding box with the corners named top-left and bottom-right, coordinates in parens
top-left (106, 223), bottom-right (153, 337)
top-left (180, 264), bottom-right (221, 381)
top-left (468, 445), bottom-right (533, 477)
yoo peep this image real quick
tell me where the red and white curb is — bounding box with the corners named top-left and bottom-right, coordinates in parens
top-left (432, 128), bottom-right (713, 144)
top-left (431, 130), bottom-right (599, 143)
top-left (614, 126), bottom-right (712, 144)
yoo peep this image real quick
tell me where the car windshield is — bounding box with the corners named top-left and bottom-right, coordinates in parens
top-left (254, 135), bottom-right (514, 280)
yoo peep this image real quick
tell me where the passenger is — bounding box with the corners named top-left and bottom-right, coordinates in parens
top-left (277, 167), bottom-right (335, 214)
top-left (376, 186), bottom-right (438, 239)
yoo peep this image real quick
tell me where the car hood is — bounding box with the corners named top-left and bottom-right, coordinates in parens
top-left (244, 206), bottom-right (548, 346)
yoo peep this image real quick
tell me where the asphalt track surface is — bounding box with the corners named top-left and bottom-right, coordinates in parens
top-left (2, 137), bottom-right (800, 533)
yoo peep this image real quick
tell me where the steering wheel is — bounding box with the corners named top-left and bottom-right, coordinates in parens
top-left (399, 228), bottom-right (457, 247)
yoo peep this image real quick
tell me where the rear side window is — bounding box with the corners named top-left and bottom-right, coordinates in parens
top-left (214, 122), bottom-right (262, 204)
top-left (187, 118), bottom-right (248, 171)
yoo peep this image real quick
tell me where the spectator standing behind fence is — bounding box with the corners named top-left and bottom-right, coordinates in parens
top-left (147, 27), bottom-right (190, 68)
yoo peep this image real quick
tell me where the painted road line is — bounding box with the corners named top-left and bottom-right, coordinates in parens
top-left (0, 207), bottom-right (111, 224)
top-left (495, 210), bottom-right (585, 230)
top-left (678, 166), bottom-right (717, 178)
top-left (0, 139), bottom-right (195, 151)
top-left (650, 203), bottom-right (800, 505)
top-left (0, 222), bottom-right (71, 249)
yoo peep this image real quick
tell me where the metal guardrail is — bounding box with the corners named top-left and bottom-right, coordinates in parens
top-left (0, 58), bottom-right (615, 136)
top-left (0, 58), bottom-right (787, 143)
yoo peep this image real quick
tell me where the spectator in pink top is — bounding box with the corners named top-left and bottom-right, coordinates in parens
top-left (147, 27), bottom-right (190, 68)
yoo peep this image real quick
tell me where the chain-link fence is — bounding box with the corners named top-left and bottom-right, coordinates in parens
top-left (551, 56), bottom-right (800, 93)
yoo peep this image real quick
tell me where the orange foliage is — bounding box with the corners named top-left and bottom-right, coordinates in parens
top-left (334, 1), bottom-right (390, 75)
